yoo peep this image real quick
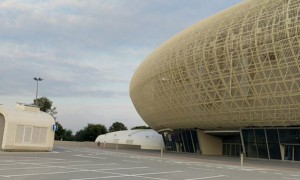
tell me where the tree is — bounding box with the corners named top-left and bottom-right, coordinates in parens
top-left (131, 126), bottom-right (151, 130)
top-left (109, 122), bottom-right (127, 132)
top-left (55, 122), bottom-right (65, 140)
top-left (63, 129), bottom-right (74, 141)
top-left (75, 124), bottom-right (107, 142)
top-left (54, 122), bottom-right (74, 141)
top-left (34, 97), bottom-right (53, 112)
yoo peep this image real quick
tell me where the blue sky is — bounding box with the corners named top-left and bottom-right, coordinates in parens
top-left (0, 0), bottom-right (243, 132)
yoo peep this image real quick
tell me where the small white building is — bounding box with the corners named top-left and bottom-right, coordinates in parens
top-left (0, 103), bottom-right (55, 151)
top-left (95, 129), bottom-right (164, 150)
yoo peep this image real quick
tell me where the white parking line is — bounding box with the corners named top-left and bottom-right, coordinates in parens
top-left (184, 175), bottom-right (227, 180)
top-left (4, 157), bottom-right (64, 161)
top-left (0, 162), bottom-right (119, 172)
top-left (122, 160), bottom-right (140, 163)
top-left (187, 167), bottom-right (216, 171)
top-left (94, 167), bottom-right (149, 171)
top-left (241, 168), bottom-right (266, 171)
top-left (74, 155), bottom-right (107, 159)
top-left (67, 163), bottom-right (118, 167)
top-left (0, 170), bottom-right (88, 178)
top-left (42, 160), bottom-right (91, 164)
top-left (0, 166), bottom-right (57, 171)
top-left (291, 174), bottom-right (300, 177)
top-left (71, 170), bottom-right (184, 180)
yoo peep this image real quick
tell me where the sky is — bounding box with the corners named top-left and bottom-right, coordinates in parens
top-left (0, 0), bottom-right (243, 133)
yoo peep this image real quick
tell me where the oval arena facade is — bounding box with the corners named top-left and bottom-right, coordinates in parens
top-left (130, 0), bottom-right (300, 161)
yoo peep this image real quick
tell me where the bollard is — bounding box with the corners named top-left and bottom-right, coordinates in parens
top-left (160, 147), bottom-right (163, 158)
top-left (240, 153), bottom-right (244, 167)
top-left (116, 143), bottom-right (118, 152)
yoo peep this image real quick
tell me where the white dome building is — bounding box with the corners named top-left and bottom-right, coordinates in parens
top-left (95, 129), bottom-right (164, 150)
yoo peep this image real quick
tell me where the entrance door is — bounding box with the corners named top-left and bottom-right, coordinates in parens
top-left (284, 145), bottom-right (300, 161)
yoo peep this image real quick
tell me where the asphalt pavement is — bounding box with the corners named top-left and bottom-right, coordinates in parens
top-left (0, 146), bottom-right (299, 180)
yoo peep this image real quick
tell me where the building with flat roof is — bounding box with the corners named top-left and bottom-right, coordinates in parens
top-left (0, 104), bottom-right (55, 151)
top-left (130, 0), bottom-right (300, 161)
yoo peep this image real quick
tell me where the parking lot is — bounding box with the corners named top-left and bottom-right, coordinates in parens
top-left (0, 146), bottom-right (300, 180)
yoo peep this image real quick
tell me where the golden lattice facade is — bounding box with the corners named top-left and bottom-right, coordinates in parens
top-left (130, 0), bottom-right (300, 131)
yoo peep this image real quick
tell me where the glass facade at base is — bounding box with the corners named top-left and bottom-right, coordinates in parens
top-left (222, 135), bottom-right (241, 157)
top-left (161, 127), bottom-right (300, 161)
top-left (162, 129), bottom-right (200, 153)
top-left (242, 128), bottom-right (300, 161)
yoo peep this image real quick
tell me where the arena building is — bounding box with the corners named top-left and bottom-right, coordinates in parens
top-left (130, 0), bottom-right (300, 161)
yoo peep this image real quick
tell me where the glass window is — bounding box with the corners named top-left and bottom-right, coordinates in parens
top-left (222, 135), bottom-right (241, 143)
top-left (242, 129), bottom-right (255, 143)
top-left (266, 129), bottom-right (281, 160)
top-left (245, 143), bottom-right (258, 158)
top-left (268, 143), bottom-right (281, 160)
top-left (266, 129), bottom-right (279, 143)
top-left (284, 145), bottom-right (293, 160)
top-left (254, 129), bottom-right (269, 159)
top-left (242, 129), bottom-right (257, 157)
top-left (223, 144), bottom-right (227, 155)
top-left (279, 129), bottom-right (300, 144)
top-left (235, 144), bottom-right (241, 156)
top-left (294, 146), bottom-right (300, 161)
top-left (177, 132), bottom-right (185, 152)
top-left (226, 144), bottom-right (230, 156)
top-left (162, 133), bottom-right (176, 151)
top-left (231, 144), bottom-right (236, 156)
top-left (191, 130), bottom-right (200, 153)
top-left (182, 131), bottom-right (191, 153)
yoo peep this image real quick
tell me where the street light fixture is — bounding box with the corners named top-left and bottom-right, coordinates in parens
top-left (33, 77), bottom-right (43, 105)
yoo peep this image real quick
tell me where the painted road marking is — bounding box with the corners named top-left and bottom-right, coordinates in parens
top-left (72, 174), bottom-right (168, 180)
top-left (71, 170), bottom-right (184, 180)
top-left (0, 164), bottom-right (17, 166)
top-left (184, 175), bottom-right (227, 180)
top-left (93, 167), bottom-right (149, 171)
top-left (0, 166), bottom-right (57, 171)
top-left (64, 163), bottom-right (119, 167)
top-left (41, 160), bottom-right (91, 164)
top-left (122, 160), bottom-right (140, 163)
top-left (0, 170), bottom-right (88, 178)
top-left (188, 167), bottom-right (216, 171)
top-left (291, 174), bottom-right (300, 177)
top-left (74, 155), bottom-right (107, 159)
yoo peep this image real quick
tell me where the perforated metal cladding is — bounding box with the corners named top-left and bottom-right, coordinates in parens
top-left (130, 0), bottom-right (300, 131)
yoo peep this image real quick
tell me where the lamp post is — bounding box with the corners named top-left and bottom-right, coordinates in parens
top-left (33, 77), bottom-right (43, 105)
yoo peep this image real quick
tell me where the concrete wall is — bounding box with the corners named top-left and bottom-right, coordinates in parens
top-left (0, 114), bottom-right (4, 150)
top-left (198, 130), bottom-right (222, 155)
top-left (54, 141), bottom-right (141, 149)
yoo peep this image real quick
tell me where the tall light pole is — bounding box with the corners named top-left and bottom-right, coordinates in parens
top-left (33, 77), bottom-right (43, 105)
